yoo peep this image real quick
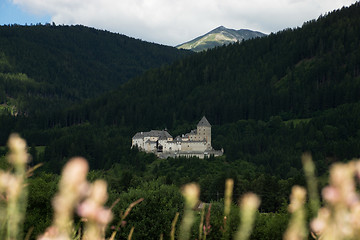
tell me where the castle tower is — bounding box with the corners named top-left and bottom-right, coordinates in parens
top-left (197, 116), bottom-right (211, 146)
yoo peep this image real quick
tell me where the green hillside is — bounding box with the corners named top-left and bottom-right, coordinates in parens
top-left (54, 3), bottom-right (360, 130)
top-left (0, 24), bottom-right (190, 115)
top-left (9, 2), bottom-right (356, 175)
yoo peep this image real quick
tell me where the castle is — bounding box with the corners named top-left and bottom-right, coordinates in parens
top-left (131, 116), bottom-right (223, 159)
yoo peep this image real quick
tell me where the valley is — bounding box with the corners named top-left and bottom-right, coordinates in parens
top-left (0, 2), bottom-right (360, 239)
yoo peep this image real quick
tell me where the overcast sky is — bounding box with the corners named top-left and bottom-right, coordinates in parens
top-left (1, 0), bottom-right (357, 46)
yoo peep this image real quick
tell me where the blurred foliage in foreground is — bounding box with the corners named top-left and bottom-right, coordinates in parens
top-left (2, 134), bottom-right (360, 240)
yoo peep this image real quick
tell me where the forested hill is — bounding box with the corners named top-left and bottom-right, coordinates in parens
top-left (1, 5), bottom-right (360, 234)
top-left (53, 3), bottom-right (360, 130)
top-left (1, 4), bottom-right (358, 220)
top-left (0, 24), bottom-right (190, 115)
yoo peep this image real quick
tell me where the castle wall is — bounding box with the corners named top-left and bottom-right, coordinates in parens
top-left (132, 138), bottom-right (144, 150)
top-left (144, 141), bottom-right (156, 152)
top-left (131, 116), bottom-right (222, 158)
top-left (197, 126), bottom-right (211, 144)
top-left (181, 141), bottom-right (207, 152)
top-left (162, 141), bottom-right (180, 152)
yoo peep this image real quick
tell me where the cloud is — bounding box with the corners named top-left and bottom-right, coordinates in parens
top-left (11, 0), bottom-right (357, 46)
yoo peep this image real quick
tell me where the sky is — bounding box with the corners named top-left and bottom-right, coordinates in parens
top-left (0, 0), bottom-right (358, 46)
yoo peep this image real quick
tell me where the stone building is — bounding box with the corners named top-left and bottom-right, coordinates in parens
top-left (131, 116), bottom-right (223, 159)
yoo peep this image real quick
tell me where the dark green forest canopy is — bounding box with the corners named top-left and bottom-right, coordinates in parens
top-left (1, 3), bottom-right (359, 155)
top-left (51, 2), bottom-right (360, 130)
top-left (22, 3), bottom-right (358, 181)
top-left (0, 24), bottom-right (190, 115)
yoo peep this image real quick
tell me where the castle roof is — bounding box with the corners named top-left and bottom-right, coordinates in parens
top-left (197, 116), bottom-right (211, 127)
top-left (149, 130), bottom-right (172, 139)
top-left (132, 132), bottom-right (145, 139)
top-left (132, 130), bottom-right (173, 139)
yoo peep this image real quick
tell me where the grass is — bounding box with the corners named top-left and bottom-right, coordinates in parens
top-left (177, 33), bottom-right (236, 52)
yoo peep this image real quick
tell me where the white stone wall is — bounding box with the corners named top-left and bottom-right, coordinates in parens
top-left (162, 141), bottom-right (180, 152)
top-left (181, 141), bottom-right (207, 152)
top-left (188, 133), bottom-right (197, 141)
top-left (144, 141), bottom-right (156, 152)
top-left (158, 139), bottom-right (167, 151)
top-left (134, 137), bottom-right (208, 154)
top-left (143, 136), bottom-right (151, 144)
top-left (132, 138), bottom-right (144, 150)
top-left (197, 126), bottom-right (211, 144)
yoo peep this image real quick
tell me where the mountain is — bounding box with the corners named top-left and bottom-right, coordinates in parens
top-left (61, 3), bottom-right (360, 130)
top-left (0, 24), bottom-right (190, 116)
top-left (0, 4), bottom-right (358, 220)
top-left (1, 3), bottom-right (360, 177)
top-left (2, 5), bottom-right (360, 234)
top-left (176, 26), bottom-right (266, 52)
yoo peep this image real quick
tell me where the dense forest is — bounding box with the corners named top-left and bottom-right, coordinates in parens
top-left (14, 2), bottom-right (358, 172)
top-left (62, 3), bottom-right (359, 129)
top-left (0, 2), bottom-right (360, 239)
top-left (0, 24), bottom-right (189, 115)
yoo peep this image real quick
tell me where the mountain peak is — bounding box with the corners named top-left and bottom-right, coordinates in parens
top-left (214, 25), bottom-right (227, 31)
top-left (176, 26), bottom-right (266, 52)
